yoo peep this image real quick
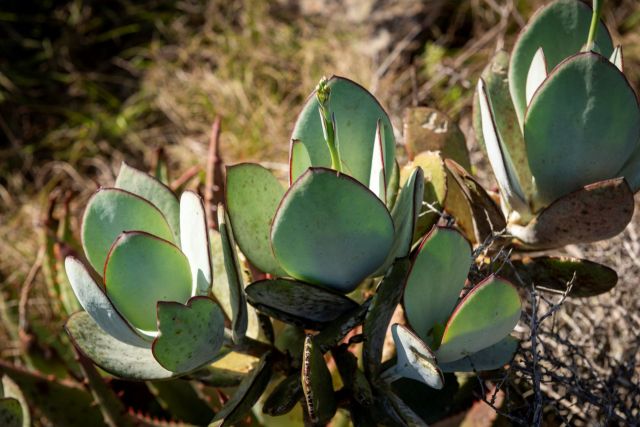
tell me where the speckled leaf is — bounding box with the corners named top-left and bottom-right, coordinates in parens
top-left (403, 151), bottom-right (447, 240)
top-left (473, 50), bottom-right (534, 203)
top-left (226, 164), bottom-right (286, 276)
top-left (246, 279), bottom-right (358, 329)
top-left (439, 336), bottom-right (518, 372)
top-left (104, 231), bottom-right (192, 333)
top-left (65, 256), bottom-right (148, 347)
top-left (509, 0), bottom-right (613, 125)
top-left (271, 167), bottom-right (394, 293)
top-left (0, 398), bottom-right (22, 427)
top-left (115, 162), bottom-right (181, 243)
top-left (218, 207), bottom-right (248, 343)
top-left (291, 76), bottom-right (395, 186)
top-left (403, 107), bottom-right (470, 170)
top-left (180, 191), bottom-right (213, 296)
top-left (403, 227), bottom-right (472, 346)
top-left (509, 177), bottom-right (634, 248)
top-left (263, 374), bottom-right (303, 417)
top-left (437, 276), bottom-right (521, 363)
top-left (0, 360), bottom-right (104, 427)
top-left (504, 256), bottom-right (617, 297)
top-left (445, 159), bottom-right (506, 242)
top-left (210, 353), bottom-right (272, 426)
top-left (81, 188), bottom-right (175, 274)
top-left (301, 336), bottom-right (337, 425)
top-left (65, 311), bottom-right (175, 380)
top-left (152, 297), bottom-right (225, 374)
top-left (524, 53), bottom-right (640, 206)
top-left (363, 258), bottom-right (411, 379)
top-left (386, 324), bottom-right (443, 389)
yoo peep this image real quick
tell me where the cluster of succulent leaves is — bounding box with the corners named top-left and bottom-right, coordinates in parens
top-left (472, 0), bottom-right (639, 250)
top-left (0, 1), bottom-right (632, 426)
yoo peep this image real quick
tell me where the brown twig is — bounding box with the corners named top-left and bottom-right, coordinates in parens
top-left (18, 246), bottom-right (45, 352)
top-left (205, 116), bottom-right (225, 230)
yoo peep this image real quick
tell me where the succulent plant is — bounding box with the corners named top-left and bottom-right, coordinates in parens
top-left (472, 0), bottom-right (639, 249)
top-left (399, 226), bottom-right (521, 374)
top-left (64, 162), bottom-right (227, 379)
top-left (226, 76), bottom-right (425, 295)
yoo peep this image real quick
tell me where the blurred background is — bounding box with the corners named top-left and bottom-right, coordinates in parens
top-left (1, 0), bottom-right (640, 424)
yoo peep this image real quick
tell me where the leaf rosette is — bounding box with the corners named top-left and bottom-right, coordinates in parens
top-left (64, 163), bottom-right (226, 379)
top-left (471, 0), bottom-right (639, 249)
top-left (227, 76), bottom-right (426, 298)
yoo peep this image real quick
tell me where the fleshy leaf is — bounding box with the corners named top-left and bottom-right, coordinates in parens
top-left (210, 353), bottom-right (273, 426)
top-left (390, 375), bottom-right (459, 425)
top-left (377, 167), bottom-right (424, 273)
top-left (81, 188), bottom-right (175, 274)
top-left (65, 257), bottom-right (148, 347)
top-left (368, 119), bottom-right (387, 203)
top-left (290, 76), bottom-right (395, 186)
top-left (226, 164), bottom-right (286, 276)
top-left (436, 276), bottom-right (521, 363)
top-left (263, 374), bottom-right (303, 417)
top-left (271, 167), bottom-right (394, 293)
top-left (115, 162), bottom-right (181, 243)
top-left (246, 279), bottom-right (358, 330)
top-left (525, 47), bottom-right (547, 106)
top-left (104, 232), bottom-right (192, 333)
top-left (217, 207), bottom-right (249, 343)
top-left (609, 45), bottom-right (623, 72)
top-left (439, 336), bottom-right (519, 372)
top-left (477, 78), bottom-right (527, 213)
top-left (509, 0), bottom-right (613, 125)
top-left (404, 152), bottom-right (447, 241)
top-left (289, 139), bottom-right (311, 185)
top-left (503, 256), bottom-right (617, 297)
top-left (65, 312), bottom-right (175, 380)
top-left (152, 297), bottom-right (225, 373)
top-left (386, 159), bottom-right (401, 211)
top-left (180, 191), bottom-right (212, 296)
top-left (403, 226), bottom-right (472, 346)
top-left (509, 177), bottom-right (634, 248)
top-left (403, 107), bottom-right (471, 170)
top-left (473, 50), bottom-right (534, 204)
top-left (301, 335), bottom-right (337, 425)
top-left (524, 52), bottom-right (640, 206)
top-left (363, 259), bottom-right (411, 379)
top-left (445, 159), bottom-right (506, 242)
top-left (386, 324), bottom-right (443, 389)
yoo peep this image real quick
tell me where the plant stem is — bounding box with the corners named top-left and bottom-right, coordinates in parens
top-left (586, 0), bottom-right (603, 51)
top-left (378, 362), bottom-right (403, 384)
top-left (316, 77), bottom-right (342, 172)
